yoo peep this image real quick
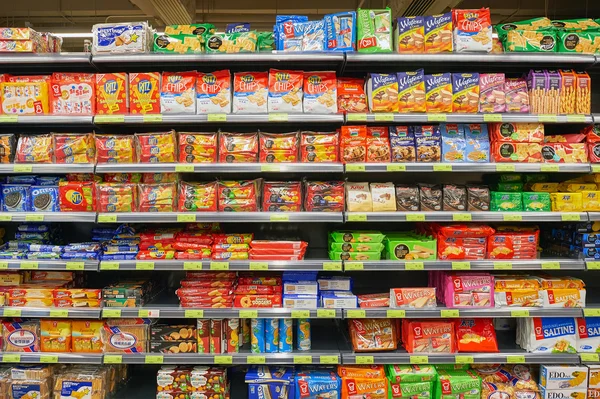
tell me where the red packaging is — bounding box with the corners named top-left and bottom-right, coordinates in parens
top-left (250, 241), bottom-right (307, 250)
top-left (341, 125), bottom-right (367, 163)
top-left (49, 73), bottom-right (95, 115)
top-left (139, 242), bottom-right (175, 251)
top-left (487, 229), bottom-right (539, 260)
top-left (95, 135), bottom-right (136, 164)
top-left (176, 232), bottom-right (214, 245)
top-left (219, 132), bottom-right (258, 163)
top-left (304, 181), bottom-right (344, 212)
top-left (179, 299), bottom-right (232, 308)
top-left (212, 233), bottom-right (253, 245)
top-left (211, 252), bottom-right (249, 260)
top-left (300, 131), bottom-right (339, 163)
top-left (97, 183), bottom-right (137, 213)
top-left (137, 183), bottom-right (176, 212)
top-left (136, 250), bottom-right (175, 260)
top-left (178, 181), bottom-right (218, 212)
top-left (402, 319), bottom-right (455, 353)
top-left (455, 318), bottom-right (498, 352)
top-left (142, 173), bottom-right (177, 184)
top-left (233, 294), bottom-right (282, 308)
top-left (218, 180), bottom-right (259, 212)
top-left (135, 131), bottom-right (177, 163)
top-left (224, 318), bottom-right (239, 353)
top-left (259, 131), bottom-right (299, 163)
top-left (180, 280), bottom-right (234, 288)
top-left (237, 276), bottom-right (281, 286)
top-left (262, 181), bottom-right (302, 212)
top-left (129, 72), bottom-right (161, 114)
top-left (175, 251), bottom-right (212, 260)
top-left (213, 243), bottom-right (249, 252)
top-left (178, 132), bottom-right (217, 163)
top-left (366, 127), bottom-right (391, 162)
top-left (210, 319), bottom-right (224, 354)
top-left (176, 288), bottom-right (232, 297)
top-left (96, 73), bottom-right (129, 114)
top-left (58, 181), bottom-right (96, 212)
top-left (249, 254), bottom-right (305, 261)
top-left (234, 285), bottom-right (281, 294)
top-left (490, 123), bottom-right (544, 143)
top-left (357, 293), bottom-right (390, 308)
top-left (16, 134), bottom-right (53, 163)
top-left (337, 77), bottom-right (368, 113)
top-left (197, 319), bottom-right (210, 353)
top-left (249, 248), bottom-right (305, 256)
top-left (102, 173), bottom-right (141, 183)
top-left (53, 133), bottom-right (95, 164)
top-left (174, 243), bottom-right (212, 251)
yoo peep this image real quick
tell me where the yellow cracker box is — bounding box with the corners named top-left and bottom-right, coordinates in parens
top-left (96, 73), bottom-right (129, 114)
top-left (582, 191), bottom-right (600, 211)
top-left (72, 320), bottom-right (103, 353)
top-left (397, 70), bottom-right (426, 112)
top-left (425, 73), bottom-right (452, 113)
top-left (0, 81), bottom-right (49, 115)
top-left (551, 192), bottom-right (583, 211)
top-left (41, 320), bottom-right (72, 352)
top-left (130, 72), bottom-right (160, 114)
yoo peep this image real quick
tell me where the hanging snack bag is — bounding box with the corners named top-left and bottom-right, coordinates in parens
top-left (219, 132), bottom-right (258, 163)
top-left (129, 72), bottom-right (161, 114)
top-left (49, 73), bottom-right (95, 115)
top-left (367, 73), bottom-right (398, 113)
top-left (395, 16), bottom-right (425, 53)
top-left (425, 73), bottom-right (452, 113)
top-left (178, 132), bottom-right (217, 163)
top-left (337, 77), bottom-right (368, 113)
top-left (196, 70), bottom-right (231, 114)
top-left (397, 69), bottom-right (426, 113)
top-left (357, 8), bottom-right (393, 53)
top-left (452, 73), bottom-right (480, 113)
top-left (96, 73), bottom-right (129, 114)
top-left (268, 69), bottom-right (303, 113)
top-left (135, 131), bottom-right (177, 163)
top-left (160, 71), bottom-right (196, 114)
top-left (424, 13), bottom-right (453, 53)
top-left (303, 71), bottom-right (337, 114)
top-left (452, 8), bottom-right (492, 52)
top-left (233, 72), bottom-right (268, 113)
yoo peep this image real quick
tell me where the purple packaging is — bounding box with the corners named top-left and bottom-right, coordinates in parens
top-left (390, 126), bottom-right (416, 162)
top-left (395, 16), bottom-right (425, 52)
top-left (505, 78), bottom-right (530, 113)
top-left (424, 13), bottom-right (453, 52)
top-left (366, 73), bottom-right (399, 112)
top-left (61, 252), bottom-right (98, 260)
top-left (226, 23), bottom-right (250, 33)
top-left (397, 69), bottom-right (426, 112)
top-left (100, 253), bottom-right (137, 261)
top-left (545, 70), bottom-right (562, 114)
top-left (479, 73), bottom-right (506, 113)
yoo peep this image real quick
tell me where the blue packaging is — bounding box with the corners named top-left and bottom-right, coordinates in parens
top-left (251, 318), bottom-right (265, 353)
top-left (577, 233), bottom-right (600, 246)
top-left (35, 176), bottom-right (62, 186)
top-left (440, 123), bottom-right (466, 163)
top-left (576, 317), bottom-right (600, 352)
top-left (294, 370), bottom-right (341, 399)
top-left (320, 291), bottom-right (358, 308)
top-left (105, 245), bottom-right (139, 252)
top-left (0, 251), bottom-right (26, 259)
top-left (28, 244), bottom-right (63, 253)
top-left (27, 252), bottom-right (61, 259)
top-left (7, 175), bottom-right (36, 184)
top-left (412, 125), bottom-right (441, 163)
top-left (61, 252), bottom-right (98, 260)
top-left (92, 228), bottom-right (117, 235)
top-left (301, 20), bottom-right (325, 51)
top-left (2, 184), bottom-right (30, 212)
top-left (246, 366), bottom-right (295, 399)
top-left (282, 271), bottom-right (318, 281)
top-left (11, 382), bottom-right (45, 399)
top-left (30, 185), bottom-right (59, 212)
top-left (296, 319), bottom-right (311, 351)
top-left (390, 126), bottom-right (416, 162)
top-left (275, 15), bottom-right (309, 51)
top-left (226, 23), bottom-right (251, 33)
top-left (283, 294), bottom-right (318, 309)
top-left (7, 241), bottom-right (41, 250)
top-left (17, 224), bottom-right (49, 232)
top-left (94, 23), bottom-right (148, 53)
top-left (279, 319), bottom-right (293, 353)
top-left (527, 317), bottom-right (577, 353)
top-left (60, 381), bottom-right (94, 398)
top-left (324, 11), bottom-right (357, 52)
top-left (582, 248), bottom-right (600, 258)
top-left (464, 123), bottom-right (490, 163)
top-left (100, 253), bottom-right (137, 260)
top-left (265, 318), bottom-right (279, 353)
top-left (64, 242), bottom-right (101, 252)
top-left (15, 232), bottom-right (49, 240)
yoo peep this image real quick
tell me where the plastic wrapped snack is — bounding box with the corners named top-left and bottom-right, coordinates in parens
top-left (178, 132), bottom-right (217, 163)
top-left (53, 133), bottom-right (95, 164)
top-left (59, 181), bottom-right (96, 212)
top-left (102, 323), bottom-right (148, 353)
top-left (95, 134), bottom-right (135, 163)
top-left (233, 72), bottom-right (268, 114)
top-left (268, 69), bottom-right (303, 113)
top-left (348, 318), bottom-right (397, 352)
top-left (96, 72), bottom-right (128, 115)
top-left (97, 183), bottom-right (137, 213)
top-left (219, 131), bottom-right (258, 163)
top-left (16, 134), bottom-right (53, 163)
top-left (304, 181), bottom-right (344, 212)
top-left (92, 22), bottom-right (150, 54)
top-left (3, 320), bottom-right (40, 352)
top-left (303, 71), bottom-right (337, 114)
top-left (397, 69), bottom-right (426, 113)
top-left (517, 317), bottom-right (577, 353)
top-left (337, 77), bottom-right (368, 113)
top-left (341, 125), bottom-right (367, 163)
top-left (218, 180), bottom-right (259, 212)
top-left (137, 183), bottom-right (176, 212)
top-left (455, 318), bottom-right (498, 352)
top-left (301, 131), bottom-right (339, 163)
top-left (395, 16), bottom-right (425, 53)
top-left (206, 31), bottom-right (258, 53)
top-left (0, 134), bottom-right (15, 163)
top-left (346, 182), bottom-right (372, 212)
top-left (40, 320), bottom-right (71, 352)
top-left (160, 72), bottom-right (196, 114)
top-left (262, 181), bottom-right (301, 212)
top-left (324, 11), bottom-right (357, 51)
top-left (424, 13), bottom-right (453, 53)
top-left (259, 131), bottom-right (299, 163)
top-left (178, 181), bottom-right (218, 212)
top-left (453, 8), bottom-right (492, 52)
top-left (367, 73), bottom-right (398, 113)
top-left (135, 131), bottom-right (177, 163)
top-left (402, 319), bottom-right (455, 353)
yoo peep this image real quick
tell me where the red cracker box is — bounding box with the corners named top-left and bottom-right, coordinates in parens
top-left (96, 73), bottom-right (129, 114)
top-left (234, 294), bottom-right (282, 308)
top-left (129, 72), bottom-right (160, 114)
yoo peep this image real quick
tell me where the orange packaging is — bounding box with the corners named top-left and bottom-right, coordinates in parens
top-left (41, 320), bottom-right (72, 352)
top-left (49, 73), bottom-right (95, 115)
top-left (300, 131), bottom-right (339, 163)
top-left (337, 77), bottom-right (368, 113)
top-left (72, 320), bottom-right (103, 353)
top-left (341, 125), bottom-right (367, 163)
top-left (234, 295), bottom-right (282, 308)
top-left (402, 319), bottom-right (455, 353)
top-left (96, 73), bottom-right (129, 114)
top-left (197, 319), bottom-right (210, 353)
top-left (575, 70), bottom-right (591, 115)
top-left (342, 376), bottom-right (388, 399)
top-left (358, 293), bottom-right (390, 308)
top-left (338, 365), bottom-right (386, 378)
top-left (178, 132), bottom-right (217, 163)
top-left (390, 288), bottom-right (436, 309)
top-left (559, 70), bottom-right (576, 114)
top-left (425, 73), bottom-right (452, 113)
top-left (491, 123), bottom-right (544, 143)
top-left (455, 318), bottom-right (498, 352)
top-left (129, 72), bottom-right (161, 114)
top-left (7, 297), bottom-right (54, 307)
top-left (348, 318), bottom-right (397, 352)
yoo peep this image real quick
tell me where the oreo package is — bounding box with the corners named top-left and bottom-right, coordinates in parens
top-left (2, 184), bottom-right (30, 212)
top-left (30, 186), bottom-right (59, 212)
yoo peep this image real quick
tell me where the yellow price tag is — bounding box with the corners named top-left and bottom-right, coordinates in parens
top-left (541, 261), bottom-right (560, 270)
top-left (452, 213), bottom-right (472, 222)
top-left (138, 309), bottom-right (160, 318)
top-left (566, 114), bottom-right (586, 123)
top-left (503, 214), bottom-right (523, 222)
top-left (506, 355), bottom-right (525, 363)
top-left (210, 262), bottom-right (229, 270)
top-left (136, 262), bottom-right (154, 270)
top-left (0, 262), bottom-right (7, 269)
top-left (145, 355), bottom-right (164, 364)
top-left (322, 262), bottom-right (342, 271)
top-left (2, 354), bottom-right (20, 363)
top-left (207, 113), bottom-right (227, 122)
top-left (452, 262), bottom-right (471, 270)
top-left (581, 353), bottom-right (600, 362)
top-left (346, 164), bottom-right (366, 172)
top-left (249, 262), bottom-right (268, 270)
top-left (441, 309), bottom-right (459, 318)
top-left (239, 310), bottom-right (258, 319)
top-left (319, 355), bottom-right (339, 364)
top-left (184, 310), bottom-right (204, 318)
top-left (143, 114), bottom-right (163, 122)
top-left (410, 356), bottom-right (429, 364)
top-left (483, 114), bottom-right (503, 122)
top-left (3, 309), bottom-right (21, 317)
top-left (347, 113), bottom-right (367, 121)
top-left (95, 115), bottom-right (125, 123)
top-left (102, 309), bottom-right (122, 318)
top-left (40, 355), bottom-right (59, 363)
top-left (593, 165), bottom-right (600, 173)
top-left (175, 165), bottom-right (194, 172)
top-left (345, 262), bottom-right (364, 271)
top-left (538, 114), bottom-right (558, 123)
top-left (0, 115), bottom-right (18, 123)
top-left (291, 310), bottom-right (310, 318)
top-left (584, 309), bottom-right (600, 317)
top-left (270, 214), bottom-right (289, 222)
top-left (406, 213), bottom-right (426, 222)
top-left (374, 113), bottom-right (394, 121)
top-left (214, 355), bottom-right (233, 364)
top-left (65, 261), bottom-right (85, 271)
top-left (49, 310), bottom-right (69, 318)
top-left (540, 164), bottom-right (560, 172)
top-left (495, 164), bottom-right (516, 172)
top-left (25, 214), bottom-right (44, 222)
top-left (104, 355), bottom-right (123, 364)
top-left (0, 214), bottom-right (12, 221)
top-left (433, 164), bottom-right (452, 171)
top-left (101, 262), bottom-right (120, 270)
top-left (247, 355), bottom-right (266, 364)
top-left (348, 214), bottom-right (367, 222)
top-left (386, 164), bottom-right (406, 171)
top-left (98, 214), bottom-right (118, 223)
top-left (356, 356), bottom-right (374, 364)
top-left (13, 165), bottom-right (33, 173)
top-left (561, 214), bottom-right (581, 221)
top-left (588, 262), bottom-right (600, 270)
top-left (268, 113), bottom-right (288, 122)
top-left (294, 356), bottom-right (312, 364)
top-left (183, 262), bottom-right (203, 270)
top-left (20, 261), bottom-right (38, 270)
top-left (386, 310), bottom-right (406, 318)
top-left (427, 114), bottom-right (447, 122)
top-left (347, 310), bottom-right (366, 318)
top-left (260, 165), bottom-right (281, 172)
top-left (511, 310), bottom-right (530, 317)
top-left (456, 356), bottom-right (475, 364)
top-left (317, 309), bottom-right (336, 318)
top-left (177, 214), bottom-right (197, 222)
top-left (405, 262), bottom-right (424, 270)
top-left (494, 262), bottom-right (512, 270)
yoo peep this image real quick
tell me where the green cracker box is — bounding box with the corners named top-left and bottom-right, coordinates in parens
top-left (384, 234), bottom-right (436, 261)
top-left (491, 192), bottom-right (523, 211)
top-left (330, 231), bottom-right (385, 243)
top-left (330, 241), bottom-right (384, 252)
top-left (523, 192), bottom-right (551, 211)
top-left (386, 365), bottom-right (437, 383)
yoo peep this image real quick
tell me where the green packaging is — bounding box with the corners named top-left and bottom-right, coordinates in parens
top-left (206, 31), bottom-right (257, 53)
top-left (384, 234), bottom-right (436, 261)
top-left (499, 174), bottom-right (523, 182)
top-left (257, 31), bottom-right (274, 51)
top-left (330, 231), bottom-right (385, 243)
top-left (505, 29), bottom-right (557, 52)
top-left (330, 242), bottom-right (384, 252)
top-left (435, 370), bottom-right (481, 399)
top-left (386, 365), bottom-right (437, 383)
top-left (153, 33), bottom-right (203, 54)
top-left (387, 381), bottom-right (433, 399)
top-left (496, 17), bottom-right (553, 41)
top-left (552, 18), bottom-right (600, 32)
top-left (328, 251), bottom-right (381, 261)
top-left (491, 192), bottom-right (523, 211)
top-left (496, 182), bottom-right (523, 192)
top-left (522, 192), bottom-right (551, 211)
top-left (557, 31), bottom-right (600, 53)
top-left (357, 8), bottom-right (393, 53)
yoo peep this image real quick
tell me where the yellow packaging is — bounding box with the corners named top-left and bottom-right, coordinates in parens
top-left (41, 320), bottom-right (72, 352)
top-left (582, 191), bottom-right (600, 211)
top-left (397, 70), bottom-right (426, 112)
top-left (0, 272), bottom-right (22, 286)
top-left (559, 183), bottom-right (598, 192)
top-left (551, 192), bottom-right (582, 211)
top-left (531, 183), bottom-right (559, 192)
top-left (0, 81), bottom-right (49, 115)
top-left (72, 320), bottom-right (103, 353)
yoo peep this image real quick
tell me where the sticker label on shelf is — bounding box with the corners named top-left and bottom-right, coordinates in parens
top-left (98, 214), bottom-right (118, 223)
top-left (175, 165), bottom-right (194, 173)
top-left (452, 213), bottom-right (472, 222)
top-left (239, 310), bottom-right (258, 318)
top-left (451, 262), bottom-right (471, 270)
top-left (511, 310), bottom-right (530, 317)
top-left (135, 262), bottom-right (154, 270)
top-left (347, 213), bottom-right (367, 222)
top-left (291, 310), bottom-right (310, 318)
top-left (100, 262), bottom-right (120, 270)
top-left (345, 262), bottom-right (364, 271)
top-left (270, 214), bottom-right (289, 222)
top-left (268, 113), bottom-right (288, 122)
top-left (145, 355), bottom-right (164, 364)
top-left (65, 261), bottom-right (85, 271)
top-left (184, 310), bottom-right (204, 318)
top-left (13, 165), bottom-right (32, 173)
top-left (355, 356), bottom-right (374, 364)
top-left (409, 355), bottom-right (428, 364)
top-left (49, 310), bottom-right (69, 318)
top-left (143, 114), bottom-right (163, 122)
top-left (386, 164), bottom-right (406, 171)
top-left (503, 214), bottom-right (523, 222)
top-left (566, 114), bottom-right (586, 122)
top-left (347, 113), bottom-right (368, 121)
top-left (261, 165), bottom-right (281, 172)
top-left (214, 355), bottom-right (233, 364)
top-left (138, 309), bottom-right (160, 318)
top-left (386, 310), bottom-right (406, 318)
top-left (433, 164), bottom-right (452, 171)
top-left (249, 262), bottom-right (268, 270)
top-left (441, 309), bottom-right (459, 318)
top-left (346, 164), bottom-right (366, 172)
top-left (246, 355), bottom-right (266, 364)
top-left (374, 113), bottom-right (394, 121)
top-left (588, 262), bottom-right (600, 270)
top-left (0, 115), bottom-right (18, 123)
top-left (592, 165), bottom-right (600, 174)
top-left (506, 355), bottom-right (525, 363)
top-left (405, 262), bottom-right (424, 270)
top-left (25, 214), bottom-right (44, 222)
top-left (584, 309), bottom-right (600, 317)
top-left (3, 309), bottom-right (21, 317)
top-left (483, 114), bottom-right (502, 122)
top-left (541, 261), bottom-right (560, 270)
top-left (0, 262), bottom-right (7, 269)
top-left (455, 355), bottom-right (474, 364)
top-left (183, 262), bottom-right (202, 270)
top-left (540, 164), bottom-right (560, 172)
top-left (495, 164), bottom-right (516, 172)
top-left (95, 115), bottom-right (125, 123)
top-left (406, 213), bottom-right (426, 221)
top-left (20, 262), bottom-right (38, 270)
top-left (347, 310), bottom-right (366, 318)
top-left (102, 309), bottom-right (122, 318)
top-left (104, 355), bottom-right (122, 364)
top-left (494, 262), bottom-right (512, 270)
top-left (561, 214), bottom-right (581, 221)
top-left (177, 214), bottom-right (197, 222)
top-left (322, 262), bottom-right (342, 271)
top-left (317, 309), bottom-right (336, 318)
top-left (2, 354), bottom-right (20, 363)
top-left (210, 262), bottom-right (229, 270)
top-left (0, 215), bottom-right (12, 222)
top-left (207, 113), bottom-right (227, 122)
top-left (40, 355), bottom-right (58, 363)
top-left (581, 353), bottom-right (600, 362)
top-left (427, 114), bottom-right (447, 122)
top-left (319, 355), bottom-right (338, 364)
top-left (293, 355), bottom-right (312, 364)
top-left (538, 114), bottom-right (558, 123)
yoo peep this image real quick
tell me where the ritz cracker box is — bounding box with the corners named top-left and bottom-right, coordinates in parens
top-left (129, 72), bottom-right (160, 114)
top-left (96, 73), bottom-right (129, 114)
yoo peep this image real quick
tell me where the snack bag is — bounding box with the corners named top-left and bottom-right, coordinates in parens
top-left (58, 181), bottom-right (96, 212)
top-left (96, 73), bottom-right (128, 114)
top-left (178, 132), bottom-right (217, 163)
top-left (452, 8), bottom-right (492, 52)
top-left (0, 134), bottom-right (15, 163)
top-left (196, 70), bottom-right (231, 114)
top-left (160, 71), bottom-right (196, 114)
top-left (303, 71), bottom-right (337, 114)
top-left (135, 131), bottom-right (177, 163)
top-left (390, 126), bottom-right (416, 162)
top-left (479, 73), bottom-right (505, 113)
top-left (262, 181), bottom-right (302, 212)
top-left (367, 126), bottom-right (391, 162)
top-left (16, 134), bottom-right (53, 163)
top-left (324, 11), bottom-right (357, 51)
top-left (301, 131), bottom-right (339, 163)
top-left (395, 16), bottom-right (425, 53)
top-left (465, 124), bottom-right (490, 163)
top-left (424, 13), bottom-right (453, 52)
top-left (218, 180), bottom-right (259, 212)
top-left (349, 318), bottom-right (397, 351)
top-left (367, 73), bottom-right (398, 113)
top-left (455, 318), bottom-right (498, 352)
top-left (219, 132), bottom-right (258, 163)
top-left (425, 73), bottom-right (452, 113)
top-left (357, 8), bottom-right (393, 53)
top-left (138, 183), bottom-right (176, 212)
top-left (53, 133), bottom-right (95, 164)
top-left (414, 125), bottom-right (441, 162)
top-left (95, 134), bottom-right (135, 163)
top-left (233, 72), bottom-right (268, 113)
top-left (441, 124), bottom-right (466, 162)
top-left (402, 319), bottom-right (455, 353)
top-left (267, 69), bottom-right (303, 113)
top-left (49, 73), bottom-right (95, 115)
top-left (505, 78), bottom-right (530, 113)
top-left (337, 77), bottom-right (368, 113)
top-left (397, 69), bottom-right (426, 113)
top-left (129, 72), bottom-right (161, 114)
top-left (452, 73), bottom-right (479, 113)
top-left (97, 183), bottom-right (136, 212)
top-left (259, 131), bottom-right (299, 163)
top-left (346, 182), bottom-right (372, 212)
top-left (341, 125), bottom-right (367, 163)
top-left (304, 181), bottom-right (344, 212)
top-left (178, 181), bottom-right (218, 212)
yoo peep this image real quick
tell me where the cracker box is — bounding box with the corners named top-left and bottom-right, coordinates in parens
top-left (452, 73), bottom-right (480, 113)
top-left (452, 8), bottom-right (492, 52)
top-left (96, 73), bottom-right (129, 114)
top-left (424, 73), bottom-right (452, 113)
top-left (49, 73), bottom-right (95, 115)
top-left (575, 70), bottom-right (591, 115)
top-left (196, 70), bottom-right (231, 114)
top-left (233, 72), bottom-right (268, 113)
top-left (357, 8), bottom-right (393, 53)
top-left (492, 142), bottom-right (542, 163)
top-left (303, 71), bottom-right (337, 114)
top-left (559, 69), bottom-right (576, 114)
top-left (129, 72), bottom-right (160, 114)
top-left (267, 69), bottom-right (303, 113)
top-left (479, 73), bottom-right (506, 113)
top-left (395, 16), bottom-right (424, 53)
top-left (367, 73), bottom-right (398, 112)
top-left (424, 13), bottom-right (453, 53)
top-left (540, 365), bottom-right (588, 390)
top-left (397, 69), bottom-right (426, 113)
top-left (324, 11), bottom-right (357, 52)
top-left (160, 72), bottom-right (196, 114)
top-left (0, 81), bottom-right (49, 115)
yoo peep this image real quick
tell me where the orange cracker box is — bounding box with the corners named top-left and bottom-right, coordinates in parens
top-left (267, 69), bottom-right (303, 113)
top-left (129, 72), bottom-right (160, 114)
top-left (397, 69), bottom-right (426, 113)
top-left (96, 73), bottom-right (129, 114)
top-left (452, 73), bottom-right (480, 113)
top-left (425, 73), bottom-right (452, 113)
top-left (49, 73), bottom-right (95, 115)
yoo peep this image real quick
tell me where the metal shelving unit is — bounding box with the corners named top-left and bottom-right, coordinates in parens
top-left (98, 212), bottom-right (344, 223)
top-left (1, 307), bottom-right (101, 318)
top-left (1, 353), bottom-right (104, 364)
top-left (93, 113), bottom-right (344, 124)
top-left (343, 307), bottom-right (584, 319)
top-left (0, 53), bottom-right (91, 66)
top-left (0, 164), bottom-right (95, 174)
top-left (0, 115), bottom-right (94, 124)
top-left (95, 162), bottom-right (344, 174)
top-left (345, 113), bottom-right (593, 124)
top-left (109, 351), bottom-right (341, 365)
top-left (345, 211), bottom-right (587, 222)
top-left (344, 259), bottom-right (585, 271)
top-left (99, 258), bottom-right (340, 271)
top-left (0, 212), bottom-right (97, 222)
top-left (345, 163), bottom-right (591, 173)
top-left (0, 259), bottom-right (98, 271)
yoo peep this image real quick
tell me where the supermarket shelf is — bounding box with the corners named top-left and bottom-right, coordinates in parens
top-left (98, 212), bottom-right (344, 223)
top-left (345, 163), bottom-right (591, 173)
top-left (99, 258), bottom-right (341, 271)
top-left (346, 113), bottom-right (593, 124)
top-left (345, 211), bottom-right (587, 222)
top-left (345, 259), bottom-right (585, 271)
top-left (0, 115), bottom-right (94, 124)
top-left (93, 113), bottom-right (344, 124)
top-left (0, 212), bottom-right (97, 222)
top-left (95, 162), bottom-right (344, 174)
top-left (343, 307), bottom-right (583, 319)
top-left (1, 353), bottom-right (103, 364)
top-left (1, 307), bottom-right (101, 319)
top-left (588, 212), bottom-right (600, 221)
top-left (0, 259), bottom-right (98, 271)
top-left (0, 52), bottom-right (91, 66)
top-left (111, 351), bottom-right (340, 365)
top-left (0, 163), bottom-right (95, 174)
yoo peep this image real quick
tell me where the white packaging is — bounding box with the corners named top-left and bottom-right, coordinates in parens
top-left (283, 295), bottom-right (318, 309)
top-left (267, 69), bottom-right (303, 113)
top-left (576, 317), bottom-right (600, 353)
top-left (370, 182), bottom-right (396, 212)
top-left (320, 292), bottom-right (358, 308)
top-left (540, 387), bottom-right (586, 399)
top-left (539, 289), bottom-right (586, 308)
top-left (516, 317), bottom-right (577, 353)
top-left (283, 281), bottom-right (318, 296)
top-left (303, 71), bottom-right (337, 114)
top-left (540, 365), bottom-right (588, 390)
top-left (588, 365), bottom-right (600, 389)
top-left (346, 182), bottom-right (372, 212)
top-left (318, 277), bottom-right (352, 291)
top-left (232, 72), bottom-right (268, 114)
top-left (452, 9), bottom-right (492, 53)
top-left (196, 70), bottom-right (231, 114)
top-left (92, 22), bottom-right (150, 54)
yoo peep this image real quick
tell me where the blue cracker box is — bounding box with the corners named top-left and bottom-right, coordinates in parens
top-left (283, 271), bottom-right (318, 282)
top-left (11, 382), bottom-right (45, 399)
top-left (295, 370), bottom-right (341, 399)
top-left (283, 294), bottom-right (318, 309)
top-left (61, 251), bottom-right (98, 260)
top-left (301, 20), bottom-right (325, 51)
top-left (275, 15), bottom-right (309, 51)
top-left (464, 124), bottom-right (490, 163)
top-left (246, 366), bottom-right (295, 399)
top-left (412, 125), bottom-right (441, 163)
top-left (389, 126), bottom-right (416, 162)
top-left (226, 23), bottom-right (251, 33)
top-left (30, 185), bottom-right (59, 212)
top-left (582, 247), bottom-right (600, 258)
top-left (35, 176), bottom-right (62, 186)
top-left (324, 11), bottom-right (357, 51)
top-left (440, 123), bottom-right (466, 162)
top-left (2, 184), bottom-right (30, 212)
top-left (7, 175), bottom-right (36, 184)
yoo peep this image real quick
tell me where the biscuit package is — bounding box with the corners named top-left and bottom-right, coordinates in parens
top-left (303, 71), bottom-right (337, 114)
top-left (135, 131), bottom-right (177, 163)
top-left (453, 8), bottom-right (492, 52)
top-left (479, 73), bottom-right (506, 113)
top-left (300, 131), bottom-right (339, 163)
top-left (268, 69), bottom-right (303, 113)
top-left (206, 31), bottom-right (258, 53)
top-left (0, 80), bottom-right (49, 115)
top-left (59, 181), bottom-right (96, 212)
top-left (92, 22), bottom-right (151, 54)
top-left (49, 73), bottom-right (95, 115)
top-left (367, 73), bottom-right (398, 112)
top-left (517, 317), bottom-right (577, 353)
top-left (349, 318), bottom-right (397, 351)
top-left (2, 184), bottom-right (30, 212)
top-left (337, 77), bottom-right (368, 113)
top-left (178, 181), bottom-right (218, 212)
top-left (102, 323), bottom-right (149, 353)
top-left (138, 183), bottom-right (176, 212)
top-left (390, 288), bottom-right (436, 308)
top-left (304, 181), bottom-right (344, 212)
top-left (357, 8), bottom-right (393, 53)
top-left (129, 72), bottom-right (161, 114)
top-left (424, 13), bottom-right (453, 52)
top-left (259, 131), bottom-right (299, 163)
top-left (505, 78), bottom-right (530, 113)
top-left (402, 319), bottom-right (455, 353)
top-left (346, 182), bottom-right (372, 212)
top-left (97, 183), bottom-right (137, 213)
top-left (414, 125), bottom-right (441, 162)
top-left (219, 132), bottom-right (258, 163)
top-left (370, 182), bottom-right (396, 212)
top-left (441, 124), bottom-right (466, 162)
top-left (390, 126), bottom-right (416, 162)
top-left (53, 133), bottom-right (95, 164)
top-left (262, 181), bottom-right (302, 212)
top-left (0, 134), bottom-right (15, 163)
top-left (233, 72), bottom-right (268, 113)
top-left (3, 321), bottom-right (40, 352)
top-left (218, 180), bottom-right (259, 212)
top-left (178, 132), bottom-right (217, 163)
top-left (425, 73), bottom-right (452, 113)
top-left (397, 69), bottom-right (426, 113)
top-left (341, 125), bottom-right (367, 163)
top-left (16, 134), bottom-right (53, 163)
top-left (452, 73), bottom-right (480, 113)
top-left (367, 127), bottom-right (391, 162)
top-left (196, 70), bottom-right (231, 114)
top-left (465, 124), bottom-right (490, 162)
top-left (395, 16), bottom-right (425, 53)
top-left (30, 186), bottom-right (59, 212)
top-left (455, 318), bottom-right (498, 352)
top-left (160, 72), bottom-right (196, 114)
top-left (324, 11), bottom-right (357, 51)
top-left (153, 33), bottom-right (202, 54)
top-left (95, 134), bottom-right (136, 163)
top-left (40, 320), bottom-right (71, 352)
top-left (96, 73), bottom-right (129, 114)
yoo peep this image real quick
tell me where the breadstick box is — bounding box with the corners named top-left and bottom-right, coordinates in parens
top-left (540, 365), bottom-right (588, 390)
top-left (559, 69), bottom-right (576, 114)
top-left (425, 73), bottom-right (452, 113)
top-left (452, 73), bottom-right (480, 113)
top-left (394, 16), bottom-right (424, 53)
top-left (397, 69), bottom-right (426, 113)
top-left (367, 73), bottom-right (398, 112)
top-left (575, 70), bottom-right (591, 114)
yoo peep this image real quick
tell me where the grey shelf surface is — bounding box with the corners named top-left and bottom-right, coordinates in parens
top-left (343, 306), bottom-right (584, 319)
top-left (0, 212), bottom-right (97, 222)
top-left (92, 52), bottom-right (344, 65)
top-left (346, 113), bottom-right (593, 124)
top-left (95, 162), bottom-right (344, 174)
top-left (0, 163), bottom-right (95, 174)
top-left (100, 258), bottom-right (340, 271)
top-left (0, 115), bottom-right (94, 124)
top-left (0, 52), bottom-right (91, 65)
top-left (588, 213), bottom-right (600, 221)
top-left (98, 212), bottom-right (344, 223)
top-left (0, 259), bottom-right (98, 271)
top-left (111, 351), bottom-right (340, 365)
top-left (345, 211), bottom-right (588, 222)
top-left (93, 113), bottom-right (344, 124)
top-left (346, 259), bottom-right (585, 271)
top-left (345, 162), bottom-right (591, 173)
top-left (1, 306), bottom-right (101, 318)
top-left (1, 353), bottom-right (103, 364)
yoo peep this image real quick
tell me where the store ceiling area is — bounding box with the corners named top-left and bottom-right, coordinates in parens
top-left (0, 0), bottom-right (598, 50)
